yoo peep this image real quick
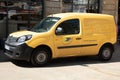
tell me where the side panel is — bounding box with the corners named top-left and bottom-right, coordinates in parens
top-left (80, 17), bottom-right (116, 55)
top-left (25, 33), bottom-right (56, 58)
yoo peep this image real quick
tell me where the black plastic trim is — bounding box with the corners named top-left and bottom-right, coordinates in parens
top-left (4, 43), bottom-right (33, 61)
top-left (58, 44), bottom-right (98, 49)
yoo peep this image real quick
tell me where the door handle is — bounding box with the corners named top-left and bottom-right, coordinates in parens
top-left (65, 37), bottom-right (71, 42)
top-left (76, 38), bottom-right (81, 40)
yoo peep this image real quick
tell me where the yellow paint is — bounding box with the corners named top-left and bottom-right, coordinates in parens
top-left (9, 13), bottom-right (117, 58)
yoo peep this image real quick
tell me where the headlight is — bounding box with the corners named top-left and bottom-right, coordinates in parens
top-left (17, 35), bottom-right (32, 43)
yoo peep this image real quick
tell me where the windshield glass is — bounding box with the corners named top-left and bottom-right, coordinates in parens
top-left (31, 17), bottom-right (60, 32)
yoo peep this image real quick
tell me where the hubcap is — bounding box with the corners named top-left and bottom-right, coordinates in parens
top-left (103, 48), bottom-right (111, 58)
top-left (36, 52), bottom-right (47, 63)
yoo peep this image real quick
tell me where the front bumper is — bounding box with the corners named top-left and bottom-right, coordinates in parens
top-left (4, 43), bottom-right (33, 61)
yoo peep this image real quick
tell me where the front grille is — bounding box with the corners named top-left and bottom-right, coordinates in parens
top-left (7, 36), bottom-right (18, 43)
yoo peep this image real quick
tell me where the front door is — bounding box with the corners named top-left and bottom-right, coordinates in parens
top-left (54, 19), bottom-right (82, 57)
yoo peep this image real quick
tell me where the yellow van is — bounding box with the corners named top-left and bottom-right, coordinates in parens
top-left (5, 13), bottom-right (117, 66)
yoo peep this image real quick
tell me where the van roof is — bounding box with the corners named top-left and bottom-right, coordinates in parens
top-left (49, 13), bottom-right (113, 19)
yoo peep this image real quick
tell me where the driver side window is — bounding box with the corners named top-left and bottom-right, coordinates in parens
top-left (56, 19), bottom-right (80, 35)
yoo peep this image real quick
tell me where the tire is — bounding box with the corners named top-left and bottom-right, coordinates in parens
top-left (98, 46), bottom-right (113, 61)
top-left (31, 48), bottom-right (51, 66)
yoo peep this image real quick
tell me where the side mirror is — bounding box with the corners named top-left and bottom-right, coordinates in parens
top-left (56, 27), bottom-right (63, 35)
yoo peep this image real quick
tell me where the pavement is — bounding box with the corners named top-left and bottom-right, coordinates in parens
top-left (0, 44), bottom-right (120, 80)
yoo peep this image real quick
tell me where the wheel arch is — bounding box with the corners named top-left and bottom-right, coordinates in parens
top-left (98, 42), bottom-right (115, 61)
top-left (30, 44), bottom-right (53, 60)
top-left (99, 43), bottom-right (114, 54)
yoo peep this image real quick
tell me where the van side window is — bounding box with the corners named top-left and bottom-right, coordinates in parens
top-left (56, 19), bottom-right (80, 35)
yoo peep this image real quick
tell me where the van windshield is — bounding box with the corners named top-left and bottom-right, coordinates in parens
top-left (31, 17), bottom-right (60, 32)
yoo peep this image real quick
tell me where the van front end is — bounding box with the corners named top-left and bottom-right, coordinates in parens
top-left (5, 35), bottom-right (34, 61)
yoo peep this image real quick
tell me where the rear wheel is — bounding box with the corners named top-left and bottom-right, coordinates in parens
top-left (98, 46), bottom-right (113, 61)
top-left (31, 48), bottom-right (51, 66)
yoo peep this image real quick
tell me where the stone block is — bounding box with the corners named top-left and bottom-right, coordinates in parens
top-left (102, 10), bottom-right (116, 16)
top-left (102, 5), bottom-right (116, 10)
top-left (103, 0), bottom-right (117, 5)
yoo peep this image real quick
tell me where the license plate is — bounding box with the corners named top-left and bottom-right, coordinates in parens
top-left (5, 45), bottom-right (10, 50)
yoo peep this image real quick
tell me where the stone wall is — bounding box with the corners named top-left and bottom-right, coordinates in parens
top-left (0, 20), bottom-right (6, 38)
top-left (0, 19), bottom-right (17, 38)
top-left (45, 0), bottom-right (119, 22)
top-left (101, 0), bottom-right (118, 22)
top-left (45, 0), bottom-right (62, 16)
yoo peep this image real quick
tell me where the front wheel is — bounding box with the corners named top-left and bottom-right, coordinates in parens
top-left (98, 46), bottom-right (114, 61)
top-left (31, 48), bottom-right (51, 66)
